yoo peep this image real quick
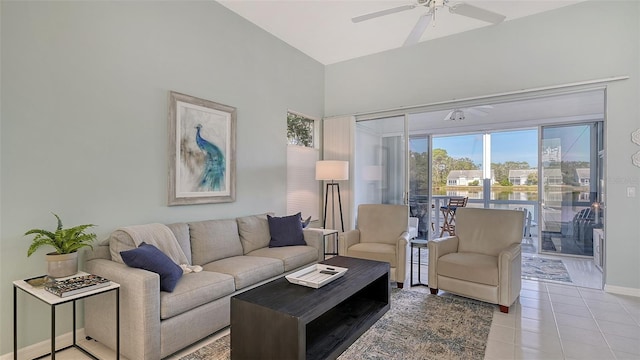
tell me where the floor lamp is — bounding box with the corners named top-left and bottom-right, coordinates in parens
top-left (316, 160), bottom-right (349, 232)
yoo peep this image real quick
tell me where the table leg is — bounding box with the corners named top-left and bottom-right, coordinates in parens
top-left (51, 305), bottom-right (56, 360)
top-left (417, 248), bottom-right (421, 283)
top-left (410, 244), bottom-right (414, 285)
top-left (411, 246), bottom-right (428, 287)
top-left (73, 300), bottom-right (77, 346)
top-left (14, 286), bottom-right (17, 360)
top-left (116, 287), bottom-right (120, 360)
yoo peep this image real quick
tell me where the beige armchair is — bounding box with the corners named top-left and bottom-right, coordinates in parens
top-left (339, 204), bottom-right (410, 288)
top-left (428, 208), bottom-right (524, 313)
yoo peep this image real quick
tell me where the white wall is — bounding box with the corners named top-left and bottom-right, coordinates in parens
top-left (325, 1), bottom-right (640, 291)
top-left (0, 1), bottom-right (324, 354)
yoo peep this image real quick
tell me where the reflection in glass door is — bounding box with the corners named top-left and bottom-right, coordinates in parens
top-left (354, 116), bottom-right (406, 212)
top-left (540, 123), bottom-right (603, 256)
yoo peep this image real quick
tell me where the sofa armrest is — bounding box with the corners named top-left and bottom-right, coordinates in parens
top-left (427, 235), bottom-right (459, 288)
top-left (302, 228), bottom-right (325, 262)
top-left (338, 229), bottom-right (360, 255)
top-left (498, 243), bottom-right (522, 307)
top-left (85, 258), bottom-right (161, 360)
top-left (83, 243), bottom-right (111, 263)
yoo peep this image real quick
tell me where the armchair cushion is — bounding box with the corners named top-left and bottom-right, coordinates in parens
top-left (456, 208), bottom-right (524, 256)
top-left (358, 204), bottom-right (409, 245)
top-left (346, 242), bottom-right (397, 268)
top-left (437, 253), bottom-right (498, 286)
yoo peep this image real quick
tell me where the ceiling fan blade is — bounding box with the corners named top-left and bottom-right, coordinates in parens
top-left (449, 3), bottom-right (506, 24)
top-left (352, 4), bottom-right (415, 23)
top-left (443, 111), bottom-right (454, 121)
top-left (403, 13), bottom-right (432, 46)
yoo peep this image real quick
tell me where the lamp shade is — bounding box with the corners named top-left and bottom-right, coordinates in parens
top-left (316, 160), bottom-right (349, 181)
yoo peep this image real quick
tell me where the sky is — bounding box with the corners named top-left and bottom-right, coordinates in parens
top-left (410, 126), bottom-right (592, 168)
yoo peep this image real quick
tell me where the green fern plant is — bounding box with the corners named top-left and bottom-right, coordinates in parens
top-left (25, 213), bottom-right (97, 256)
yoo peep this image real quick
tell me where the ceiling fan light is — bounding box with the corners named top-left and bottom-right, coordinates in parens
top-left (449, 109), bottom-right (465, 121)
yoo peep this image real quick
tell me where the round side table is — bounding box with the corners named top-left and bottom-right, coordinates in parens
top-left (410, 239), bottom-right (429, 287)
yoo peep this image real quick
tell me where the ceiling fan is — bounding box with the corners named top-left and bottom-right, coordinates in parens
top-left (352, 0), bottom-right (506, 46)
top-left (444, 105), bottom-right (493, 121)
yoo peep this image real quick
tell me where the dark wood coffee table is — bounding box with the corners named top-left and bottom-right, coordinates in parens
top-left (230, 256), bottom-right (390, 360)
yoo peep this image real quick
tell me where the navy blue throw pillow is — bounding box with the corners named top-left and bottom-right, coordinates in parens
top-left (120, 242), bottom-right (183, 292)
top-left (267, 213), bottom-right (306, 248)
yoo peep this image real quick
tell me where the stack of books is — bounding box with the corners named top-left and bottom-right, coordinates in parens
top-left (44, 274), bottom-right (111, 297)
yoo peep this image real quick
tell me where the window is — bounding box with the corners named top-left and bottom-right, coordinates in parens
top-left (286, 111), bottom-right (319, 222)
top-left (287, 112), bottom-right (314, 148)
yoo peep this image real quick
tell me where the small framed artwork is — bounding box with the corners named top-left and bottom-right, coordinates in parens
top-left (168, 91), bottom-right (236, 205)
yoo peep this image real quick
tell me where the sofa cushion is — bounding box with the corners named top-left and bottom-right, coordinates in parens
top-left (120, 243), bottom-right (183, 292)
top-left (189, 219), bottom-right (243, 265)
top-left (159, 271), bottom-right (235, 320)
top-left (438, 252), bottom-right (498, 286)
top-left (346, 242), bottom-right (397, 268)
top-left (267, 213), bottom-right (306, 248)
top-left (247, 246), bottom-right (317, 272)
top-left (202, 256), bottom-right (283, 290)
top-left (237, 214), bottom-right (272, 254)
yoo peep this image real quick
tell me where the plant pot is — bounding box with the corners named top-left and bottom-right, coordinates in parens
top-left (46, 252), bottom-right (78, 278)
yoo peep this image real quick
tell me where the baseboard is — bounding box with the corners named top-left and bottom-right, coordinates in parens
top-left (604, 284), bottom-right (640, 297)
top-left (0, 328), bottom-right (85, 360)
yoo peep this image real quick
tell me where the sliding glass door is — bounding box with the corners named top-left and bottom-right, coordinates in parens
top-left (540, 123), bottom-right (603, 256)
top-left (354, 116), bottom-right (407, 211)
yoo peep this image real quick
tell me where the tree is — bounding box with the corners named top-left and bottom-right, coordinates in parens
top-left (492, 161), bottom-right (531, 184)
top-left (431, 148), bottom-right (450, 187)
top-left (451, 157), bottom-right (477, 171)
top-left (410, 151), bottom-right (430, 195)
top-left (526, 172), bottom-right (538, 185)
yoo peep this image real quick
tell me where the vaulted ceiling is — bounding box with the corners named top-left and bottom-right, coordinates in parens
top-left (218, 0), bottom-right (585, 65)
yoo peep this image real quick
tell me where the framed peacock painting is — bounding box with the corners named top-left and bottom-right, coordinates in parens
top-left (168, 91), bottom-right (236, 205)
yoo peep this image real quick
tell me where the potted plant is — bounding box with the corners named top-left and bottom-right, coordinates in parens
top-left (24, 213), bottom-right (97, 278)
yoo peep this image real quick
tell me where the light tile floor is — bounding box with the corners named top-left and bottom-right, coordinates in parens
top-left (484, 279), bottom-right (640, 360)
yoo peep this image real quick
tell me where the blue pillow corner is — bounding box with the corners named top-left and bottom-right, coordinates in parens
top-left (120, 242), bottom-right (183, 292)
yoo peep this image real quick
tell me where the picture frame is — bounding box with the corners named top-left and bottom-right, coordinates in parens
top-left (168, 91), bottom-right (236, 205)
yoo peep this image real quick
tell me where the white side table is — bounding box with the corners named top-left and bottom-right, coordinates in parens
top-left (316, 229), bottom-right (339, 258)
top-left (13, 271), bottom-right (120, 359)
top-left (410, 239), bottom-right (429, 287)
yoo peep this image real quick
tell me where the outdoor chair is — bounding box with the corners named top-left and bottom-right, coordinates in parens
top-left (428, 208), bottom-right (524, 313)
top-left (439, 197), bottom-right (468, 236)
top-left (339, 204), bottom-right (410, 288)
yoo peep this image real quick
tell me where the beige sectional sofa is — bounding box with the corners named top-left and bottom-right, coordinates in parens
top-left (83, 213), bottom-right (325, 360)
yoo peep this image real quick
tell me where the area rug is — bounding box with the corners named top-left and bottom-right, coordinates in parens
top-left (522, 256), bottom-right (572, 283)
top-left (180, 289), bottom-right (494, 360)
